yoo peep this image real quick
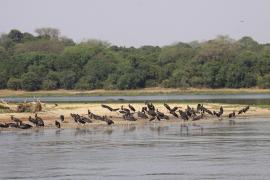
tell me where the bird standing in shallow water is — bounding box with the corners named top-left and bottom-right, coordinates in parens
top-left (179, 110), bottom-right (189, 121)
top-left (147, 109), bottom-right (157, 121)
top-left (35, 114), bottom-right (44, 127)
top-left (0, 123), bottom-right (9, 128)
top-left (28, 116), bottom-right (38, 126)
top-left (228, 111), bottom-right (236, 118)
top-left (238, 105), bottom-right (250, 114)
top-left (18, 123), bottom-right (32, 129)
top-left (156, 109), bottom-right (169, 120)
top-left (192, 113), bottom-right (204, 121)
top-left (213, 106), bottom-right (223, 117)
top-left (137, 111), bottom-right (148, 119)
top-left (55, 120), bottom-right (61, 128)
top-left (102, 116), bottom-right (114, 125)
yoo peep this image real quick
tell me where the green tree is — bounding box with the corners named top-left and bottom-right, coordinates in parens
top-left (7, 78), bottom-right (21, 90)
top-left (21, 72), bottom-right (42, 91)
top-left (58, 71), bottom-right (76, 89)
top-left (258, 74), bottom-right (270, 88)
top-left (0, 73), bottom-right (7, 89)
top-left (22, 32), bottom-right (35, 42)
top-left (35, 27), bottom-right (60, 39)
top-left (42, 71), bottom-right (60, 90)
top-left (8, 29), bottom-right (23, 43)
top-left (42, 79), bottom-right (58, 90)
top-left (0, 28), bottom-right (269, 90)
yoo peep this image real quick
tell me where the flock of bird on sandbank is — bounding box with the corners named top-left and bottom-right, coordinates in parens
top-left (0, 102), bottom-right (250, 130)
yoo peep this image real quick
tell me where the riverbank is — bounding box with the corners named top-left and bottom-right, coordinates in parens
top-left (0, 102), bottom-right (269, 129)
top-left (1, 88), bottom-right (270, 97)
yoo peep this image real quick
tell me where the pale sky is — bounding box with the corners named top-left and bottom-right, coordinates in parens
top-left (1, 0), bottom-right (270, 47)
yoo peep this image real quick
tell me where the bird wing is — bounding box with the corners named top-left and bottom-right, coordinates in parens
top-left (101, 104), bottom-right (113, 111)
top-left (206, 109), bottom-right (213, 115)
top-left (244, 106), bottom-right (249, 112)
top-left (238, 109), bottom-right (243, 114)
top-left (128, 104), bottom-right (136, 111)
top-left (149, 116), bottom-right (156, 121)
top-left (171, 111), bottom-right (179, 118)
top-left (171, 106), bottom-right (178, 112)
top-left (164, 103), bottom-right (171, 111)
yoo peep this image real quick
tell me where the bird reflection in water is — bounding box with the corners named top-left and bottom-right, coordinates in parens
top-left (55, 129), bottom-right (61, 135)
top-left (103, 128), bottom-right (114, 135)
top-left (180, 124), bottom-right (189, 136)
top-left (33, 127), bottom-right (45, 136)
top-left (180, 123), bottom-right (203, 136)
top-left (149, 125), bottom-right (169, 135)
top-left (74, 128), bottom-right (92, 136)
top-left (18, 132), bottom-right (32, 137)
top-left (123, 124), bottom-right (136, 134)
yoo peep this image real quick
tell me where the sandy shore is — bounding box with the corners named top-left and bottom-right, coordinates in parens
top-left (0, 102), bottom-right (270, 129)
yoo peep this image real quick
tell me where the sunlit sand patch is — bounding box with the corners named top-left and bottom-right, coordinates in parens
top-left (0, 103), bottom-right (269, 129)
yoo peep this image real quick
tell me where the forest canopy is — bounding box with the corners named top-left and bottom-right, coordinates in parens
top-left (0, 28), bottom-right (270, 91)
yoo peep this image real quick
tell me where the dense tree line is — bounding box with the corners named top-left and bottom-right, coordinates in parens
top-left (0, 28), bottom-right (270, 91)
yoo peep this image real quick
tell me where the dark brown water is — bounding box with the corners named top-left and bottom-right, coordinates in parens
top-left (1, 118), bottom-right (270, 179)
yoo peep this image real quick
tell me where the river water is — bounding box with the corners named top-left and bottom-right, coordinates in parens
top-left (3, 94), bottom-right (270, 105)
top-left (1, 117), bottom-right (270, 180)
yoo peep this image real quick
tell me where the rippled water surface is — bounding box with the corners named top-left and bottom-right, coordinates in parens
top-left (3, 94), bottom-right (270, 104)
top-left (1, 118), bottom-right (270, 180)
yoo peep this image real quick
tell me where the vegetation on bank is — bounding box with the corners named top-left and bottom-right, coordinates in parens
top-left (0, 28), bottom-right (270, 91)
